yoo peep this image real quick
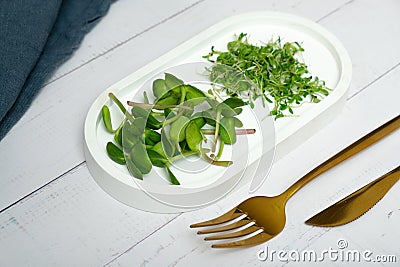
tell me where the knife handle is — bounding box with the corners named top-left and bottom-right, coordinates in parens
top-left (282, 114), bottom-right (400, 201)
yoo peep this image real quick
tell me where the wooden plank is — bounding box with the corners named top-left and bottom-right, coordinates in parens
top-left (316, 0), bottom-right (400, 97)
top-left (0, 163), bottom-right (179, 267)
top-left (47, 0), bottom-right (203, 84)
top-left (106, 59), bottom-right (400, 267)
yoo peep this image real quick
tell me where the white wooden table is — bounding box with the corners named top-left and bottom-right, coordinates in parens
top-left (1, 0), bottom-right (399, 266)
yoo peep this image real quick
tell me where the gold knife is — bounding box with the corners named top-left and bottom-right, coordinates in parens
top-left (305, 165), bottom-right (400, 227)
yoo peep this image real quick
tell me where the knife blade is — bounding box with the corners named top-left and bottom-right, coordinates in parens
top-left (305, 165), bottom-right (400, 227)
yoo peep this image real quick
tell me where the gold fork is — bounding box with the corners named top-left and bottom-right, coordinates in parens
top-left (190, 115), bottom-right (400, 248)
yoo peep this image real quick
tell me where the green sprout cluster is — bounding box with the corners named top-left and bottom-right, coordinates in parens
top-left (101, 73), bottom-right (255, 185)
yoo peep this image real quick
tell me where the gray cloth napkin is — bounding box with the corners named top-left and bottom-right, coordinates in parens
top-left (0, 0), bottom-right (116, 140)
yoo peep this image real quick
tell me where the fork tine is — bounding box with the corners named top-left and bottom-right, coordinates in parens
top-left (197, 218), bottom-right (253, 235)
top-left (190, 208), bottom-right (244, 228)
top-left (204, 225), bottom-right (261, 241)
top-left (211, 232), bottom-right (274, 248)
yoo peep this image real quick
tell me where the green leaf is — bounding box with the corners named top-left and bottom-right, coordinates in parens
top-left (114, 123), bottom-right (123, 147)
top-left (192, 116), bottom-right (206, 129)
top-left (180, 100), bottom-right (195, 118)
top-left (179, 140), bottom-right (189, 152)
top-left (219, 117), bottom-right (236, 144)
top-left (233, 108), bottom-right (243, 115)
top-left (165, 73), bottom-right (184, 90)
top-left (152, 79), bottom-right (168, 99)
top-left (131, 106), bottom-right (162, 129)
top-left (121, 121), bottom-right (139, 152)
top-left (220, 106), bottom-right (237, 117)
top-left (130, 143), bottom-right (152, 174)
top-left (164, 108), bottom-right (173, 117)
top-left (161, 128), bottom-right (175, 157)
top-left (222, 97), bottom-right (246, 109)
top-left (233, 117), bottom-right (243, 128)
top-left (169, 116), bottom-right (190, 142)
top-left (145, 136), bottom-right (156, 146)
top-left (184, 85), bottom-right (206, 105)
top-left (145, 129), bottom-right (161, 143)
top-left (106, 142), bottom-right (126, 164)
top-left (166, 167), bottom-right (180, 185)
top-left (185, 121), bottom-right (203, 152)
top-left (101, 105), bottom-right (115, 133)
top-left (151, 141), bottom-right (167, 158)
top-left (155, 95), bottom-right (179, 106)
top-left (125, 154), bottom-right (143, 179)
top-left (127, 117), bottom-right (146, 137)
top-left (202, 109), bottom-right (216, 127)
top-left (218, 97), bottom-right (246, 117)
top-left (147, 149), bottom-right (169, 168)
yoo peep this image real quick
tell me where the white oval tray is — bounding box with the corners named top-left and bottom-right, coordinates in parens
top-left (84, 12), bottom-right (352, 213)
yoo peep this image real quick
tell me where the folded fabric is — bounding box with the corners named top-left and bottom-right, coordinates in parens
top-left (0, 0), bottom-right (116, 141)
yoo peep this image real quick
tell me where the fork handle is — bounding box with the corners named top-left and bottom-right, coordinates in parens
top-left (281, 114), bottom-right (400, 201)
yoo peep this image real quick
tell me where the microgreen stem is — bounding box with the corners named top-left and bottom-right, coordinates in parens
top-left (169, 150), bottom-right (199, 163)
top-left (179, 87), bottom-right (186, 104)
top-left (214, 140), bottom-right (224, 161)
top-left (108, 92), bottom-right (134, 122)
top-left (143, 91), bottom-right (150, 104)
top-left (201, 128), bottom-right (256, 135)
top-left (127, 101), bottom-right (193, 111)
top-left (109, 93), bottom-right (126, 114)
top-left (212, 160), bottom-right (233, 167)
top-left (201, 152), bottom-right (232, 167)
top-left (212, 109), bottom-right (222, 152)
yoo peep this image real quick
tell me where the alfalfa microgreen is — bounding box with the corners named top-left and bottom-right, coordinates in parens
top-left (204, 33), bottom-right (331, 119)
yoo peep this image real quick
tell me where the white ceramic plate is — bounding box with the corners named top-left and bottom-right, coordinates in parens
top-left (84, 12), bottom-right (352, 213)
